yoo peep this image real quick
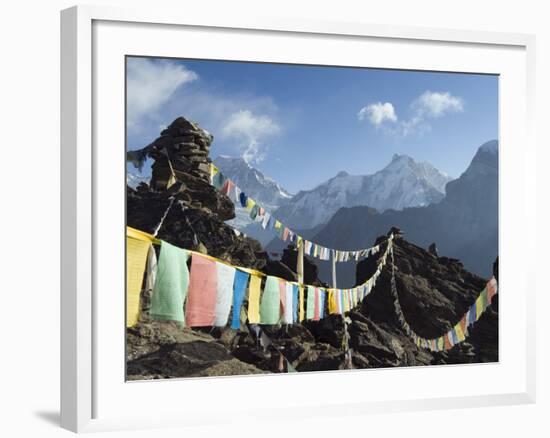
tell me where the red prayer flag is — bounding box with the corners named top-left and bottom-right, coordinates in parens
top-left (460, 316), bottom-right (467, 334)
top-left (185, 254), bottom-right (218, 327)
top-left (444, 332), bottom-right (452, 350)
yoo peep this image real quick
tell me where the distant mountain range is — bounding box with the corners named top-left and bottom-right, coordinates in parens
top-left (310, 140), bottom-right (498, 285)
top-left (131, 141), bottom-right (498, 283)
top-left (215, 153), bottom-right (453, 244)
top-left (273, 154), bottom-right (453, 230)
top-left (214, 156), bottom-right (293, 207)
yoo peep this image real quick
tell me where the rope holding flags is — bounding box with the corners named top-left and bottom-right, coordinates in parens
top-left (388, 244), bottom-right (498, 352)
top-left (126, 226), bottom-right (393, 329)
top-left (210, 163), bottom-right (387, 263)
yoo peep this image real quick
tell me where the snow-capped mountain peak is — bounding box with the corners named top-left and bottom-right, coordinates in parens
top-left (273, 154), bottom-right (453, 230)
top-left (214, 156), bottom-right (293, 204)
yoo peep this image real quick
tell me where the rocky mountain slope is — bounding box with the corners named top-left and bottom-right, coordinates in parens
top-left (273, 154), bottom-right (452, 230)
top-left (126, 117), bottom-right (498, 379)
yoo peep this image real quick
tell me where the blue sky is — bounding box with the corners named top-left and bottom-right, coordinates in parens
top-left (127, 56), bottom-right (498, 193)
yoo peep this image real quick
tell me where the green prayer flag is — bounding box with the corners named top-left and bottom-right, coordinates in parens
top-left (150, 241), bottom-right (190, 325)
top-left (260, 276), bottom-right (280, 325)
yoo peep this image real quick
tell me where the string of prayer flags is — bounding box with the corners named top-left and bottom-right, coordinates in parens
top-left (387, 241), bottom-right (498, 352)
top-left (150, 241), bottom-right (190, 326)
top-left (126, 236), bottom-right (153, 327)
top-left (129, 226), bottom-right (390, 329)
top-left (208, 164), bottom-right (389, 264)
top-left (130, 227), bottom-right (499, 354)
top-left (185, 254), bottom-right (218, 327)
top-left (231, 270), bottom-right (250, 329)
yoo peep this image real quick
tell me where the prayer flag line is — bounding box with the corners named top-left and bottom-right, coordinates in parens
top-left (210, 163), bottom-right (387, 263)
top-left (127, 226), bottom-right (497, 352)
top-left (388, 245), bottom-right (498, 352)
top-left (126, 226), bottom-right (393, 329)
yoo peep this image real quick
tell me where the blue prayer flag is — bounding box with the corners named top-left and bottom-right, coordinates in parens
top-left (231, 270), bottom-right (250, 329)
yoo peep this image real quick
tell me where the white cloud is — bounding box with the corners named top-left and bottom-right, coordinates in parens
top-left (357, 102), bottom-right (398, 126)
top-left (413, 91), bottom-right (464, 118)
top-left (221, 110), bottom-right (281, 164)
top-left (127, 58), bottom-right (198, 126)
top-left (358, 91), bottom-right (464, 137)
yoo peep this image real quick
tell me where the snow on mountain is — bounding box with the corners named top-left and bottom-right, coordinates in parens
top-left (127, 169), bottom-right (151, 189)
top-left (214, 155), bottom-right (292, 206)
top-left (273, 154), bottom-right (453, 230)
top-left (213, 156), bottom-right (293, 243)
top-left (312, 140), bottom-right (498, 282)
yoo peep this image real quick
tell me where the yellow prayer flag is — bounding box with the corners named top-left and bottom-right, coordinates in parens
top-left (166, 173), bottom-right (177, 189)
top-left (328, 290), bottom-right (338, 314)
top-left (246, 198), bottom-right (256, 210)
top-left (298, 285), bottom-right (305, 321)
top-left (247, 274), bottom-right (262, 324)
top-left (127, 226), bottom-right (160, 244)
top-left (475, 295), bottom-right (483, 320)
top-left (455, 323), bottom-right (465, 342)
top-left (126, 236), bottom-right (151, 327)
top-left (274, 220), bottom-right (282, 230)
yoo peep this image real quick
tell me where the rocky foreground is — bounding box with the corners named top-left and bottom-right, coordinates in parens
top-left (126, 117), bottom-right (498, 380)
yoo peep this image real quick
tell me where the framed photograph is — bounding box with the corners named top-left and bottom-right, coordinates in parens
top-left (61, 5), bottom-right (536, 433)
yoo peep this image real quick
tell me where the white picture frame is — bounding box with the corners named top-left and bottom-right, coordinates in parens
top-left (60, 4), bottom-right (537, 433)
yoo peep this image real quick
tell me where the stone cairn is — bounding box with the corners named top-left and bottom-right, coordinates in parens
top-left (148, 117), bottom-right (214, 190)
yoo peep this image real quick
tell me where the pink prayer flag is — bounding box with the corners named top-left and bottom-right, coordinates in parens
top-left (487, 277), bottom-right (498, 303)
top-left (313, 287), bottom-right (320, 321)
top-left (185, 254), bottom-right (218, 327)
top-left (282, 227), bottom-right (290, 241)
top-left (220, 179), bottom-right (230, 195)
